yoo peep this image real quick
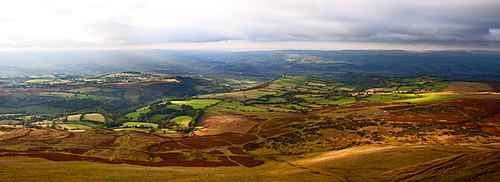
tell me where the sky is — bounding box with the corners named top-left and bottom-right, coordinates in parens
top-left (0, 0), bottom-right (499, 52)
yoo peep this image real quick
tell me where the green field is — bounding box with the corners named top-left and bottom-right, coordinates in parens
top-left (171, 116), bottom-right (193, 127)
top-left (74, 94), bottom-right (106, 99)
top-left (16, 114), bottom-right (50, 120)
top-left (281, 104), bottom-right (309, 110)
top-left (171, 99), bottom-right (221, 109)
top-left (198, 91), bottom-right (261, 101)
top-left (82, 113), bottom-right (105, 123)
top-left (365, 93), bottom-right (451, 104)
top-left (219, 101), bottom-right (269, 112)
top-left (271, 75), bottom-right (308, 85)
top-left (0, 107), bottom-right (19, 113)
top-left (124, 106), bottom-right (151, 121)
top-left (424, 82), bottom-right (451, 90)
top-left (38, 92), bottom-right (74, 98)
top-left (67, 114), bottom-right (82, 121)
top-left (122, 122), bottom-right (158, 128)
top-left (78, 121), bottom-right (102, 127)
top-left (332, 98), bottom-right (357, 105)
top-left (65, 86), bottom-right (117, 93)
top-left (151, 114), bottom-right (169, 120)
top-left (124, 90), bottom-right (140, 102)
top-left (1, 105), bottom-right (66, 114)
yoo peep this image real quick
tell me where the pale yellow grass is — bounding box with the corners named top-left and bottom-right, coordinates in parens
top-left (294, 145), bottom-right (396, 165)
top-left (0, 156), bottom-right (332, 182)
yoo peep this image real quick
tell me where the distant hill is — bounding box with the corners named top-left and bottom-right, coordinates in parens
top-left (1, 50), bottom-right (500, 80)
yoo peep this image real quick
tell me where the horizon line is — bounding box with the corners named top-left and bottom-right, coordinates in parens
top-left (1, 41), bottom-right (499, 52)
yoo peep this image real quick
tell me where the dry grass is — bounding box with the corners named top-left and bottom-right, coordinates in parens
top-left (443, 82), bottom-right (494, 92)
top-left (3, 144), bottom-right (498, 182)
top-left (197, 113), bottom-right (259, 135)
top-left (287, 144), bottom-right (483, 181)
top-left (0, 156), bottom-right (331, 182)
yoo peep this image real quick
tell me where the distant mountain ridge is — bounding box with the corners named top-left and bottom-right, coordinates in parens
top-left (1, 50), bottom-right (500, 80)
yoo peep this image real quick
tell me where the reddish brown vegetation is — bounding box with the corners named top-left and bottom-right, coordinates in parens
top-left (381, 99), bottom-right (500, 135)
top-left (0, 128), bottom-right (266, 167)
top-left (208, 133), bottom-right (258, 145)
top-left (340, 102), bottom-right (391, 109)
top-left (258, 129), bottom-right (294, 137)
top-left (228, 147), bottom-right (246, 155)
top-left (180, 138), bottom-right (231, 149)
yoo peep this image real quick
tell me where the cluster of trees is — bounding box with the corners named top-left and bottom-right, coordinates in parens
top-left (163, 77), bottom-right (206, 97)
top-left (137, 102), bottom-right (204, 132)
top-left (140, 102), bottom-right (202, 121)
top-left (43, 98), bottom-right (135, 113)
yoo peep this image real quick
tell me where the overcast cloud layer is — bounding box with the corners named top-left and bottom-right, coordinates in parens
top-left (1, 0), bottom-right (499, 51)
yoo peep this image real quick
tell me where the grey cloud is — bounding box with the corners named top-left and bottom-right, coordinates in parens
top-left (96, 23), bottom-right (236, 44)
top-left (223, 0), bottom-right (500, 44)
top-left (5, 0), bottom-right (500, 49)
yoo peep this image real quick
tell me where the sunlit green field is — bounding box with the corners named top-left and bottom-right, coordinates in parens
top-left (271, 75), bottom-right (308, 85)
top-left (67, 114), bottom-right (82, 121)
top-left (364, 93), bottom-right (451, 103)
top-left (171, 99), bottom-right (221, 109)
top-left (124, 106), bottom-right (151, 121)
top-left (218, 101), bottom-right (269, 112)
top-left (332, 98), bottom-right (356, 105)
top-left (122, 122), bottom-right (158, 128)
top-left (82, 113), bottom-right (105, 123)
top-left (281, 104), bottom-right (308, 109)
top-left (78, 121), bottom-right (102, 128)
top-left (171, 115), bottom-right (193, 127)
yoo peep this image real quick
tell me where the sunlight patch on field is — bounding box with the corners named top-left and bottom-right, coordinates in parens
top-left (125, 106), bottom-right (150, 121)
top-left (171, 116), bottom-right (193, 127)
top-left (296, 145), bottom-right (396, 164)
top-left (218, 101), bottom-right (269, 112)
top-left (171, 99), bottom-right (220, 109)
top-left (122, 122), bottom-right (158, 128)
top-left (67, 114), bottom-right (82, 121)
top-left (390, 93), bottom-right (451, 103)
top-left (332, 98), bottom-right (356, 105)
top-left (365, 93), bottom-right (450, 104)
top-left (289, 144), bottom-right (476, 181)
top-left (82, 113), bottom-right (105, 123)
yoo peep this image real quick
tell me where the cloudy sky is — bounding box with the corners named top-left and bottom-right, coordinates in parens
top-left (1, 0), bottom-right (499, 51)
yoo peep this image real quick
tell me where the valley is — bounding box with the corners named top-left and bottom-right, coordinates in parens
top-left (1, 70), bottom-right (500, 181)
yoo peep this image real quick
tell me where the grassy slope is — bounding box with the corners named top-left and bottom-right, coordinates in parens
top-left (124, 107), bottom-right (151, 121)
top-left (364, 93), bottom-right (451, 104)
top-left (171, 99), bottom-right (221, 109)
top-left (0, 157), bottom-right (327, 182)
top-left (171, 115), bottom-right (192, 127)
top-left (2, 144), bottom-right (497, 182)
top-left (122, 122), bottom-right (158, 128)
top-left (82, 113), bottom-right (105, 123)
